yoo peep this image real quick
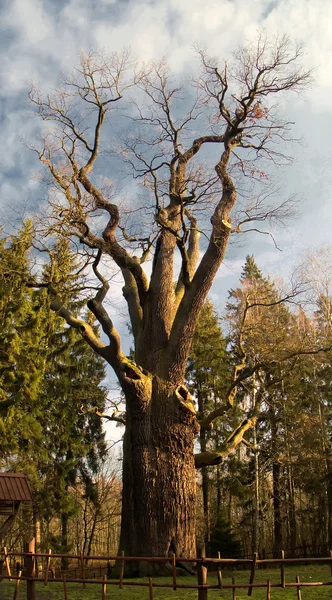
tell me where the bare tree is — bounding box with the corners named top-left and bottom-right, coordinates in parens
top-left (26, 37), bottom-right (312, 567)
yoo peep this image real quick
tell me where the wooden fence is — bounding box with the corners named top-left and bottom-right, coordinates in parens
top-left (2, 539), bottom-right (332, 599)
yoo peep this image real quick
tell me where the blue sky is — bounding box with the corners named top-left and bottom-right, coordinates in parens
top-left (1, 0), bottom-right (331, 280)
top-left (1, 0), bottom-right (332, 440)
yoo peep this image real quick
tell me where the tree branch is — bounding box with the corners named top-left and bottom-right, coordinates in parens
top-left (83, 405), bottom-right (126, 425)
top-left (195, 416), bottom-right (256, 468)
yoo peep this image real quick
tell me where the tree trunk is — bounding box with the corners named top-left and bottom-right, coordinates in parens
top-left (198, 390), bottom-right (210, 542)
top-left (216, 465), bottom-right (222, 512)
top-left (272, 461), bottom-right (282, 558)
top-left (318, 401), bottom-right (332, 549)
top-left (33, 507), bottom-right (42, 573)
top-left (252, 423), bottom-right (260, 555)
top-left (87, 511), bottom-right (99, 559)
top-left (61, 514), bottom-right (69, 571)
top-left (286, 464), bottom-right (297, 555)
top-left (201, 467), bottom-right (210, 542)
top-left (118, 376), bottom-right (197, 574)
top-left (326, 455), bottom-right (332, 549)
top-left (271, 406), bottom-right (283, 558)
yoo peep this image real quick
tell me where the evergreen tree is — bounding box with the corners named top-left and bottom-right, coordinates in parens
top-left (226, 255), bottom-right (300, 555)
top-left (241, 255), bottom-right (263, 282)
top-left (0, 223), bottom-right (46, 456)
top-left (32, 240), bottom-right (107, 560)
top-left (0, 234), bottom-right (107, 558)
top-left (186, 300), bottom-right (231, 541)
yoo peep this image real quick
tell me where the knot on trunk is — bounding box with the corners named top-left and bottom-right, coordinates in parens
top-left (123, 365), bottom-right (141, 380)
top-left (175, 385), bottom-right (196, 415)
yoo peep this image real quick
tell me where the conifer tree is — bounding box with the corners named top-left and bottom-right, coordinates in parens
top-left (0, 223), bottom-right (46, 456)
top-left (186, 300), bottom-right (231, 540)
top-left (226, 255), bottom-right (299, 554)
top-left (31, 239), bottom-right (107, 559)
top-left (0, 233), bottom-right (107, 557)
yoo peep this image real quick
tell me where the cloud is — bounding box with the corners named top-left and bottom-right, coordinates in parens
top-left (1, 0), bottom-right (332, 311)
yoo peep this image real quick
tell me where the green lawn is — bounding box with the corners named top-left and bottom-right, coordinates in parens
top-left (1, 565), bottom-right (332, 600)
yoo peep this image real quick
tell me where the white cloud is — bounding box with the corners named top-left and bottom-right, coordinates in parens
top-left (1, 0), bottom-right (332, 310)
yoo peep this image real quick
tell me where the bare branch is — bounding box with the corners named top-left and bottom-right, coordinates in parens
top-left (195, 416), bottom-right (256, 468)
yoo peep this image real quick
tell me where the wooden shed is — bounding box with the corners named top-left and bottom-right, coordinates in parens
top-left (0, 473), bottom-right (32, 538)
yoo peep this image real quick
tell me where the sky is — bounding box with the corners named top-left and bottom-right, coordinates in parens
top-left (1, 0), bottom-right (332, 442)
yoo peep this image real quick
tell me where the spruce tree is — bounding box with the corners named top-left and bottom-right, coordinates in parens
top-left (0, 223), bottom-right (46, 457)
top-left (186, 300), bottom-right (231, 541)
top-left (32, 239), bottom-right (107, 560)
top-left (226, 255), bottom-right (298, 555)
top-left (0, 234), bottom-right (107, 557)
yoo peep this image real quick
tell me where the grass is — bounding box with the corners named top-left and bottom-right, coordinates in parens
top-left (1, 565), bottom-right (332, 599)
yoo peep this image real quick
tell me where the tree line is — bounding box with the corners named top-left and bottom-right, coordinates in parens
top-left (2, 220), bottom-right (332, 562)
top-left (189, 254), bottom-right (332, 558)
top-left (0, 224), bottom-right (121, 565)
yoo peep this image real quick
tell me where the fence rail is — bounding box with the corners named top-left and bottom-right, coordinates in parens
top-left (2, 538), bottom-right (332, 599)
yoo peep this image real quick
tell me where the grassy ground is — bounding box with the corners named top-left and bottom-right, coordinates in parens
top-left (1, 565), bottom-right (332, 599)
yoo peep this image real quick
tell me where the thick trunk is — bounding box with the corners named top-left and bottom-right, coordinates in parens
top-left (118, 376), bottom-right (197, 574)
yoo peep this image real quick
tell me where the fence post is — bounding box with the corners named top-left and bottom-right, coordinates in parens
top-left (196, 542), bottom-right (208, 600)
top-left (248, 552), bottom-right (258, 596)
top-left (280, 550), bottom-right (285, 588)
top-left (25, 538), bottom-right (36, 600)
top-left (3, 547), bottom-right (11, 581)
top-left (44, 549), bottom-right (51, 585)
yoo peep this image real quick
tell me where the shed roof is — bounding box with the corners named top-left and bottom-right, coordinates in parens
top-left (0, 473), bottom-right (32, 502)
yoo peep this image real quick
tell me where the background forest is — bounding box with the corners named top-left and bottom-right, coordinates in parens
top-left (1, 221), bottom-right (332, 562)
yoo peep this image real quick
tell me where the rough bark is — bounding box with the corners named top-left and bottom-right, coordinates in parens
top-left (197, 390), bottom-right (210, 541)
top-left (119, 377), bottom-right (197, 574)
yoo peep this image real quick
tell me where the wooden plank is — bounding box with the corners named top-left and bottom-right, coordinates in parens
top-left (149, 577), bottom-right (153, 600)
top-left (196, 543), bottom-right (208, 600)
top-left (25, 538), bottom-right (36, 600)
top-left (217, 552), bottom-right (222, 590)
top-left (266, 579), bottom-right (271, 600)
top-left (102, 574), bottom-right (107, 600)
top-left (0, 504), bottom-right (19, 539)
top-left (296, 575), bottom-right (302, 600)
top-left (0, 501), bottom-right (14, 515)
top-left (3, 547), bottom-right (11, 581)
top-left (248, 552), bottom-right (258, 596)
top-left (232, 576), bottom-right (236, 600)
top-left (12, 569), bottom-right (21, 600)
top-left (44, 548), bottom-right (52, 585)
top-left (281, 550), bottom-right (285, 588)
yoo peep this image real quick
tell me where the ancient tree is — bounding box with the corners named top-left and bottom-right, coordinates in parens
top-left (27, 36), bottom-right (310, 563)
